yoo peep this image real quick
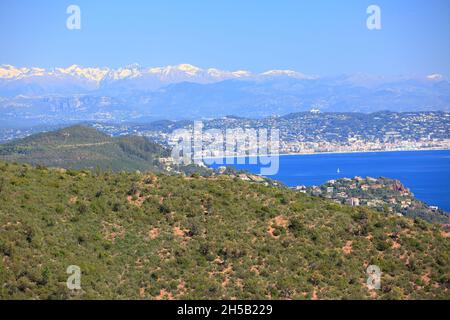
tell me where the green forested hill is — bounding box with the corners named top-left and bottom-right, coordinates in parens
top-left (0, 161), bottom-right (448, 300)
top-left (0, 125), bottom-right (169, 172)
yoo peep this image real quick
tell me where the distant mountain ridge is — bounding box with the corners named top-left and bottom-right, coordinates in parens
top-left (0, 63), bottom-right (445, 97)
top-left (0, 63), bottom-right (449, 123)
top-left (0, 63), bottom-right (312, 95)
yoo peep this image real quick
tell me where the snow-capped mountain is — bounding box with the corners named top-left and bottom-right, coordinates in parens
top-left (260, 69), bottom-right (316, 79)
top-left (0, 64), bottom-right (108, 82)
top-left (0, 63), bottom-right (321, 95)
top-left (0, 63), bottom-right (306, 83)
top-left (98, 64), bottom-right (256, 92)
top-left (0, 64), bottom-right (236, 90)
top-left (0, 63), bottom-right (449, 125)
top-left (2, 63), bottom-right (445, 97)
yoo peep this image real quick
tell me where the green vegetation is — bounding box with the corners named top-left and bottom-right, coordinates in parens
top-left (305, 177), bottom-right (450, 225)
top-left (0, 125), bottom-right (169, 172)
top-left (0, 161), bottom-right (448, 300)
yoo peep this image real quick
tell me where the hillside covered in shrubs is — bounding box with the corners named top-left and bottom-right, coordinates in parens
top-left (0, 161), bottom-right (448, 299)
top-left (0, 125), bottom-right (170, 172)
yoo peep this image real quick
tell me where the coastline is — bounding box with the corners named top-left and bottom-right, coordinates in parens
top-left (276, 147), bottom-right (450, 157)
top-left (198, 147), bottom-right (450, 160)
top-left (200, 147), bottom-right (450, 213)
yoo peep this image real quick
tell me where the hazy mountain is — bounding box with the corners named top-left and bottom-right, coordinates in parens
top-left (0, 64), bottom-right (449, 124)
top-left (0, 64), bottom-right (255, 96)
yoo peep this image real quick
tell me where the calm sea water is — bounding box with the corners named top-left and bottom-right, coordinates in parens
top-left (208, 150), bottom-right (450, 212)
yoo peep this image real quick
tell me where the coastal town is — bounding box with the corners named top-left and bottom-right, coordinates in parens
top-left (297, 177), bottom-right (450, 225)
top-left (2, 111), bottom-right (449, 156)
top-left (98, 111), bottom-right (450, 156)
top-left (156, 156), bottom-right (450, 226)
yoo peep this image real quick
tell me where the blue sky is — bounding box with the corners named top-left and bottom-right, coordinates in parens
top-left (0, 0), bottom-right (449, 76)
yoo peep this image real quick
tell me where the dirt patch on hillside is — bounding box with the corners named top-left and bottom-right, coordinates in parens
top-left (267, 225), bottom-right (278, 239)
top-left (173, 226), bottom-right (185, 237)
top-left (214, 264), bottom-right (234, 288)
top-left (273, 215), bottom-right (289, 227)
top-left (69, 196), bottom-right (78, 204)
top-left (177, 280), bottom-right (187, 297)
top-left (155, 289), bottom-right (174, 300)
top-left (142, 175), bottom-right (158, 185)
top-left (441, 231), bottom-right (450, 238)
top-left (102, 221), bottom-right (125, 243)
top-left (147, 227), bottom-right (159, 240)
top-left (421, 271), bottom-right (431, 285)
top-left (173, 226), bottom-right (191, 241)
top-left (235, 278), bottom-right (244, 289)
top-left (267, 215), bottom-right (289, 239)
top-left (391, 241), bottom-right (401, 249)
top-left (222, 277), bottom-right (230, 288)
top-left (312, 288), bottom-right (318, 300)
top-left (127, 193), bottom-right (149, 207)
top-left (250, 265), bottom-right (260, 275)
top-left (342, 241), bottom-right (353, 254)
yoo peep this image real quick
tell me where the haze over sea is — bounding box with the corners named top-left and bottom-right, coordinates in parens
top-left (209, 150), bottom-right (450, 212)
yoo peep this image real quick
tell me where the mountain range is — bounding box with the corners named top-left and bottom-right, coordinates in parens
top-left (1, 64), bottom-right (449, 125)
top-left (0, 64), bottom-right (313, 95)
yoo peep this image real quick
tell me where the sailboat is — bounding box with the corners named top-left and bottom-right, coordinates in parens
top-left (337, 168), bottom-right (340, 174)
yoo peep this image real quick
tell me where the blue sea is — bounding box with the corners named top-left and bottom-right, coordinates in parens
top-left (207, 150), bottom-right (450, 212)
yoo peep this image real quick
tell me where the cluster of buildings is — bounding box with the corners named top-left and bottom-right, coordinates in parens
top-left (95, 111), bottom-right (450, 157)
top-left (296, 177), bottom-right (448, 223)
top-left (278, 138), bottom-right (450, 155)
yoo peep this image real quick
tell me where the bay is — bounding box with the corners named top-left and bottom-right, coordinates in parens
top-left (208, 150), bottom-right (450, 212)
